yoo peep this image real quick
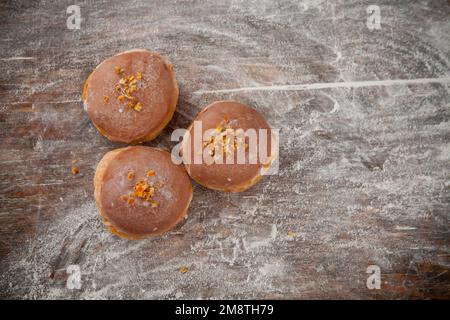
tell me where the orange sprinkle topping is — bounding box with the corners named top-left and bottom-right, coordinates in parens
top-left (202, 118), bottom-right (246, 157)
top-left (133, 102), bottom-right (143, 112)
top-left (114, 69), bottom-right (144, 112)
top-left (114, 66), bottom-right (124, 74)
top-left (133, 181), bottom-right (155, 201)
top-left (121, 171), bottom-right (161, 207)
top-left (71, 167), bottom-right (79, 175)
top-left (103, 95), bottom-right (109, 103)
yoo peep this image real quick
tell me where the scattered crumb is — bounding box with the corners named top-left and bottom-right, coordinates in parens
top-left (287, 231), bottom-right (295, 237)
top-left (71, 167), bottom-right (79, 175)
top-left (179, 266), bottom-right (189, 274)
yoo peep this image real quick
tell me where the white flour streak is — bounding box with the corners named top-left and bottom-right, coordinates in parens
top-left (242, 224), bottom-right (277, 251)
top-left (194, 77), bottom-right (450, 94)
top-left (0, 57), bottom-right (36, 61)
top-left (394, 226), bottom-right (417, 231)
top-left (8, 99), bottom-right (81, 105)
top-left (42, 99), bottom-right (82, 104)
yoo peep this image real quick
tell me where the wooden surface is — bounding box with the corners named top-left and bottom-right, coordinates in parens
top-left (1, 0), bottom-right (450, 299)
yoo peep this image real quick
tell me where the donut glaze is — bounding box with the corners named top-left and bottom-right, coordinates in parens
top-left (181, 101), bottom-right (275, 192)
top-left (83, 49), bottom-right (178, 144)
top-left (94, 146), bottom-right (192, 239)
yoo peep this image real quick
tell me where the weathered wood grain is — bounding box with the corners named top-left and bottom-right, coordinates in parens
top-left (0, 0), bottom-right (449, 299)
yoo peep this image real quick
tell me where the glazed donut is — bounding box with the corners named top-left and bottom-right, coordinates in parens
top-left (94, 146), bottom-right (192, 239)
top-left (181, 100), bottom-right (276, 192)
top-left (83, 49), bottom-right (178, 144)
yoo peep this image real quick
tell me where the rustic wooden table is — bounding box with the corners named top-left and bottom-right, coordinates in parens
top-left (1, 0), bottom-right (449, 299)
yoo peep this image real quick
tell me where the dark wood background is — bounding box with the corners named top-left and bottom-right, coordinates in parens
top-left (1, 0), bottom-right (449, 299)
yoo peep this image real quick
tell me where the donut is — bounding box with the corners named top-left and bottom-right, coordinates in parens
top-left (181, 101), bottom-right (276, 192)
top-left (83, 49), bottom-right (178, 144)
top-left (94, 146), bottom-right (192, 239)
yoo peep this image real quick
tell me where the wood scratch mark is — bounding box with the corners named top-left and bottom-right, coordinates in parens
top-left (193, 77), bottom-right (450, 94)
top-left (429, 270), bottom-right (449, 281)
top-left (400, 259), bottom-right (415, 299)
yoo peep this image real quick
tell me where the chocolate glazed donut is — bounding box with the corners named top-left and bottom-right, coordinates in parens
top-left (181, 101), bottom-right (277, 192)
top-left (83, 49), bottom-right (178, 144)
top-left (94, 146), bottom-right (192, 239)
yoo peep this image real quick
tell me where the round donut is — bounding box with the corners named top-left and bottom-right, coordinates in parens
top-left (94, 146), bottom-right (192, 239)
top-left (181, 100), bottom-right (276, 192)
top-left (83, 49), bottom-right (178, 144)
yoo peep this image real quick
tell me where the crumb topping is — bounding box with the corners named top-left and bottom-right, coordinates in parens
top-left (202, 117), bottom-right (248, 158)
top-left (133, 180), bottom-right (155, 201)
top-left (113, 66), bottom-right (144, 112)
top-left (122, 169), bottom-right (160, 208)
